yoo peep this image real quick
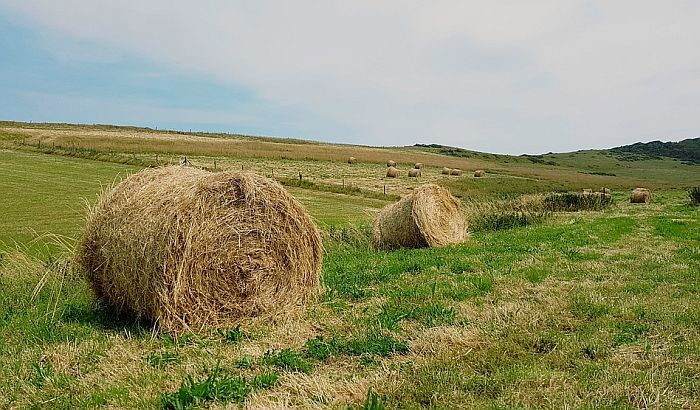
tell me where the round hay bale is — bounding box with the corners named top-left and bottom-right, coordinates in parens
top-left (386, 166), bottom-right (400, 178)
top-left (347, 156), bottom-right (357, 164)
top-left (583, 189), bottom-right (593, 195)
top-left (602, 187), bottom-right (612, 195)
top-left (441, 167), bottom-right (451, 175)
top-left (449, 168), bottom-right (463, 176)
top-left (473, 170), bottom-right (485, 177)
top-left (408, 168), bottom-right (421, 178)
top-left (387, 160), bottom-right (397, 167)
top-left (630, 188), bottom-right (651, 203)
top-left (74, 166), bottom-right (323, 333)
top-left (372, 184), bottom-right (467, 250)
top-left (414, 163), bottom-right (424, 169)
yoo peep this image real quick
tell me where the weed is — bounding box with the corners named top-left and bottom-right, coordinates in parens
top-left (689, 187), bottom-right (700, 206)
top-left (262, 349), bottom-right (314, 373)
top-left (161, 365), bottom-right (251, 409)
top-left (218, 325), bottom-right (246, 344)
top-left (147, 351), bottom-right (181, 369)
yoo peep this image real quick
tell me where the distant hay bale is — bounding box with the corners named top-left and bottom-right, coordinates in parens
top-left (449, 168), bottom-right (463, 176)
top-left (414, 163), bottom-right (424, 169)
top-left (408, 168), bottom-right (421, 178)
top-left (386, 166), bottom-right (400, 178)
top-left (602, 187), bottom-right (612, 195)
top-left (583, 189), bottom-right (593, 194)
top-left (474, 170), bottom-right (485, 177)
top-left (441, 167), bottom-right (451, 175)
top-left (347, 156), bottom-right (357, 164)
top-left (74, 166), bottom-right (323, 333)
top-left (387, 160), bottom-right (396, 167)
top-left (372, 183), bottom-right (467, 250)
top-left (630, 188), bottom-right (651, 204)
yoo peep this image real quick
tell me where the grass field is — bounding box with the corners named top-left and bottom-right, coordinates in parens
top-left (0, 123), bottom-right (698, 408)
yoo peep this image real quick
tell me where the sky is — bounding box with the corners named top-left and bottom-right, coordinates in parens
top-left (0, 1), bottom-right (698, 155)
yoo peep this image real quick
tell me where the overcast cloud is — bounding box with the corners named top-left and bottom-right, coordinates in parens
top-left (1, 1), bottom-right (698, 154)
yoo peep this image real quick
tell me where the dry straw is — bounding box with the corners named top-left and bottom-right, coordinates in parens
top-left (408, 169), bottom-right (421, 178)
top-left (473, 170), bottom-right (485, 177)
top-left (372, 183), bottom-right (467, 250)
top-left (441, 167), bottom-right (451, 175)
top-left (74, 166), bottom-right (323, 333)
top-left (630, 187), bottom-right (651, 203)
top-left (387, 160), bottom-right (397, 167)
top-left (386, 166), bottom-right (400, 178)
top-left (347, 156), bottom-right (357, 164)
top-left (450, 168), bottom-right (463, 176)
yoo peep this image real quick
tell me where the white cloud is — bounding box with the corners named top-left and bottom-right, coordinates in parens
top-left (2, 1), bottom-right (699, 153)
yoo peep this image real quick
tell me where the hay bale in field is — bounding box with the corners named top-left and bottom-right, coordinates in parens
top-left (387, 160), bottom-right (396, 167)
top-left (74, 166), bottom-right (323, 333)
top-left (347, 156), bottom-right (357, 164)
top-left (372, 183), bottom-right (467, 250)
top-left (583, 189), bottom-right (593, 194)
top-left (474, 170), bottom-right (485, 177)
top-left (414, 163), bottom-right (424, 169)
top-left (441, 167), bottom-right (451, 175)
top-left (386, 166), bottom-right (400, 178)
top-left (630, 188), bottom-right (651, 203)
top-left (602, 187), bottom-right (612, 195)
top-left (408, 168), bottom-right (421, 178)
top-left (449, 168), bottom-right (463, 176)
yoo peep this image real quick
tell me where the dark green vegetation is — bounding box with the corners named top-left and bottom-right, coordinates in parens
top-left (610, 137), bottom-right (700, 164)
top-left (690, 187), bottom-right (700, 206)
top-left (544, 192), bottom-right (613, 212)
top-left (0, 123), bottom-right (698, 408)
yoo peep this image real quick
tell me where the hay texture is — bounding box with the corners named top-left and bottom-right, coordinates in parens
top-left (450, 168), bottom-right (463, 176)
top-left (414, 163), bottom-right (424, 169)
top-left (408, 168), bottom-right (421, 178)
top-left (74, 166), bottom-right (323, 333)
top-left (387, 160), bottom-right (397, 167)
top-left (630, 188), bottom-right (651, 203)
top-left (347, 156), bottom-right (357, 164)
top-left (386, 166), bottom-right (400, 178)
top-left (372, 183), bottom-right (467, 250)
top-left (441, 167), bottom-right (451, 175)
top-left (474, 170), bottom-right (485, 177)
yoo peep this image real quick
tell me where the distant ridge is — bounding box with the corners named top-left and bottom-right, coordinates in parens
top-left (609, 137), bottom-right (700, 164)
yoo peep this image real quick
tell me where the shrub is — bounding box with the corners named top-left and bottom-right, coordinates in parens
top-left (689, 187), bottom-right (700, 206)
top-left (467, 196), bottom-right (550, 232)
top-left (544, 192), bottom-right (612, 212)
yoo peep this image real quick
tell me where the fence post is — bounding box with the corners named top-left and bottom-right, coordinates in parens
top-left (299, 172), bottom-right (302, 182)
top-left (214, 160), bottom-right (217, 170)
top-left (383, 185), bottom-right (386, 195)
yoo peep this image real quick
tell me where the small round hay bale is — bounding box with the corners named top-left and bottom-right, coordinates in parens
top-left (630, 188), bottom-right (651, 203)
top-left (74, 166), bottom-right (322, 333)
top-left (473, 170), bottom-right (485, 177)
top-left (387, 160), bottom-right (396, 167)
top-left (372, 183), bottom-right (467, 250)
top-left (583, 189), bottom-right (593, 195)
top-left (449, 168), bottom-right (463, 176)
top-left (347, 156), bottom-right (357, 164)
top-left (414, 163), bottom-right (424, 169)
top-left (602, 187), bottom-right (612, 195)
top-left (441, 167), bottom-right (451, 175)
top-left (408, 168), bottom-right (421, 178)
top-left (386, 166), bottom-right (400, 178)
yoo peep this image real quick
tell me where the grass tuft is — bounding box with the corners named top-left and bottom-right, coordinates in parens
top-left (544, 192), bottom-right (613, 212)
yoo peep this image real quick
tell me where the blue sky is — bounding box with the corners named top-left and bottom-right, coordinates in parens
top-left (1, 1), bottom-right (699, 154)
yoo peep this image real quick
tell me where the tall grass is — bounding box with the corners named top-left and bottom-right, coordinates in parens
top-left (689, 187), bottom-right (700, 206)
top-left (543, 192), bottom-right (613, 212)
top-left (466, 196), bottom-right (550, 232)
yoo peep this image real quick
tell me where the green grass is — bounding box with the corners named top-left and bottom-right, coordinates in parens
top-left (0, 144), bottom-right (699, 408)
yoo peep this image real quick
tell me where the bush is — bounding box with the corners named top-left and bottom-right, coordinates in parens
top-left (544, 192), bottom-right (612, 212)
top-left (689, 187), bottom-right (700, 206)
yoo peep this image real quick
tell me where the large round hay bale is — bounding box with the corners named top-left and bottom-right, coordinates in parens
top-left (441, 167), bottom-right (451, 175)
top-left (387, 160), bottom-right (396, 167)
top-left (386, 166), bottom-right (400, 178)
top-left (450, 168), bottom-right (463, 176)
top-left (474, 170), bottom-right (485, 177)
top-left (348, 156), bottom-right (357, 164)
top-left (372, 184), bottom-right (467, 250)
top-left (74, 166), bottom-right (323, 333)
top-left (630, 188), bottom-right (651, 203)
top-left (414, 163), bottom-right (424, 169)
top-left (408, 168), bottom-right (421, 178)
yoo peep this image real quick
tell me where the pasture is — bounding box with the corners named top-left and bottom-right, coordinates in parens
top-left (0, 123), bottom-right (698, 408)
